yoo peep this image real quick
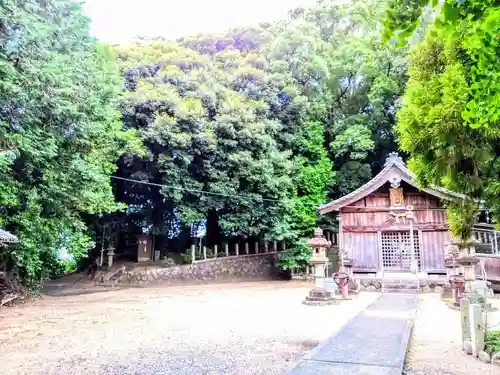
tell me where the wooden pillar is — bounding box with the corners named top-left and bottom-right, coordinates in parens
top-left (377, 230), bottom-right (383, 277)
top-left (338, 215), bottom-right (343, 251)
top-left (409, 217), bottom-right (416, 273)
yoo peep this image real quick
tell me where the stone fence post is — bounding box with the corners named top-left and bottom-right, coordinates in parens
top-left (460, 297), bottom-right (471, 345)
top-left (469, 303), bottom-right (485, 357)
top-left (191, 245), bottom-right (195, 263)
top-left (461, 297), bottom-right (486, 358)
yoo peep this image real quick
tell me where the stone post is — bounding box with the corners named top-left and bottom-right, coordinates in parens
top-left (245, 242), bottom-right (249, 255)
top-left (460, 297), bottom-right (471, 346)
top-left (191, 245), bottom-right (195, 263)
top-left (255, 241), bottom-right (259, 254)
top-left (469, 303), bottom-right (485, 357)
top-left (235, 243), bottom-right (239, 256)
top-left (264, 241), bottom-right (268, 253)
top-left (203, 246), bottom-right (207, 260)
top-left (225, 243), bottom-right (229, 257)
top-left (107, 246), bottom-right (115, 268)
top-left (214, 245), bottom-right (218, 258)
top-left (273, 241), bottom-right (277, 252)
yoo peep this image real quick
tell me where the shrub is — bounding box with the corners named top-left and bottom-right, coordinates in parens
top-left (160, 256), bottom-right (176, 267)
top-left (485, 330), bottom-right (500, 355)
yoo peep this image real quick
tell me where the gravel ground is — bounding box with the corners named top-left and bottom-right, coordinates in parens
top-left (0, 281), bottom-right (378, 375)
top-left (405, 294), bottom-right (500, 375)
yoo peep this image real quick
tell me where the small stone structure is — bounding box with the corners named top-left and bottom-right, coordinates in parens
top-left (95, 253), bottom-right (281, 286)
top-left (460, 296), bottom-right (500, 367)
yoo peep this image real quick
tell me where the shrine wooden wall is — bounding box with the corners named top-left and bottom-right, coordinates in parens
top-left (340, 183), bottom-right (449, 272)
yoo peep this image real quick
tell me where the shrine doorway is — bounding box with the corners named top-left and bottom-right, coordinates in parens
top-left (380, 231), bottom-right (421, 271)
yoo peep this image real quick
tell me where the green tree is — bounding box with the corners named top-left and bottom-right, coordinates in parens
top-left (0, 0), bottom-right (138, 286)
top-left (384, 0), bottom-right (500, 236)
top-left (110, 0), bottom-right (409, 271)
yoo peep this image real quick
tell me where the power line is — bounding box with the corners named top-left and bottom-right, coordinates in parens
top-left (110, 175), bottom-right (322, 207)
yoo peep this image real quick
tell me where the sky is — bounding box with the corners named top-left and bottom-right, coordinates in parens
top-left (84, 0), bottom-right (318, 44)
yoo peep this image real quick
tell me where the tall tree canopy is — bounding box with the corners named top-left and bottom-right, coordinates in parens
top-left (0, 0), bottom-right (138, 285)
top-left (384, 0), bottom-right (500, 237)
top-left (0, 0), bottom-right (412, 287)
top-left (110, 0), bottom-right (408, 269)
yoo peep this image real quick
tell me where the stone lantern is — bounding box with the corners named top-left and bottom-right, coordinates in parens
top-left (444, 241), bottom-right (460, 280)
top-left (303, 228), bottom-right (336, 305)
top-left (454, 238), bottom-right (480, 296)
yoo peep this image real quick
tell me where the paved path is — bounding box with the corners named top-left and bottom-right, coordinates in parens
top-left (287, 294), bottom-right (418, 375)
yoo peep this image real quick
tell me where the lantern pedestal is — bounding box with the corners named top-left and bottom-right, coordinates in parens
top-left (303, 261), bottom-right (336, 305)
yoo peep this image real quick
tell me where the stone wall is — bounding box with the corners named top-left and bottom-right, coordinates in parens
top-left (96, 253), bottom-right (282, 286)
top-left (356, 277), bottom-right (447, 292)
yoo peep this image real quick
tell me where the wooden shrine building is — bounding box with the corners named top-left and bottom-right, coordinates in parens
top-left (319, 152), bottom-right (467, 277)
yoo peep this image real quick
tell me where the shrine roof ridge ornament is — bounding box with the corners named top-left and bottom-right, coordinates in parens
top-left (318, 152), bottom-right (474, 214)
top-left (384, 152), bottom-right (405, 168)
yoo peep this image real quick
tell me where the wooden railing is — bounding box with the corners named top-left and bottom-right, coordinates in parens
top-left (473, 225), bottom-right (500, 282)
top-left (473, 225), bottom-right (500, 255)
top-left (190, 241), bottom-right (286, 263)
top-left (476, 255), bottom-right (500, 282)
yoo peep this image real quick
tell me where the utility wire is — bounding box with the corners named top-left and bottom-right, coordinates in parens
top-left (110, 175), bottom-right (323, 206)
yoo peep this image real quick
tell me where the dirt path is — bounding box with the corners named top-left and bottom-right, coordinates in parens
top-left (405, 294), bottom-right (500, 375)
top-left (0, 281), bottom-right (378, 375)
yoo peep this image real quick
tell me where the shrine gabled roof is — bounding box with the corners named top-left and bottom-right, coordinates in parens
top-left (0, 229), bottom-right (18, 244)
top-left (318, 152), bottom-right (469, 214)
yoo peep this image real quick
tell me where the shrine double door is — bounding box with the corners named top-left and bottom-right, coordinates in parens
top-left (380, 231), bottom-right (421, 271)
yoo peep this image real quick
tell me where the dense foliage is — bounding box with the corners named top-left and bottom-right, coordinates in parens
top-left (107, 0), bottom-right (408, 269)
top-left (0, 0), bottom-right (138, 286)
top-left (385, 0), bottom-right (500, 237)
top-left (1, 0), bottom-right (413, 287)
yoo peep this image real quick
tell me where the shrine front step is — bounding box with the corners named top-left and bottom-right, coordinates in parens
top-left (382, 280), bottom-right (420, 294)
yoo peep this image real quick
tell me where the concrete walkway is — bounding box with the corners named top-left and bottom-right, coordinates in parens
top-left (287, 294), bottom-right (418, 375)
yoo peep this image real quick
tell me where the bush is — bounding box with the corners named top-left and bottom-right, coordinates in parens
top-left (278, 238), bottom-right (311, 270)
top-left (485, 330), bottom-right (500, 355)
top-left (160, 256), bottom-right (176, 267)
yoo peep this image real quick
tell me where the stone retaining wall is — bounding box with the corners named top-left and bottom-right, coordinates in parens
top-left (96, 253), bottom-right (281, 286)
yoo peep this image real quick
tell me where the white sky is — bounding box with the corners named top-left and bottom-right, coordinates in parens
top-left (84, 0), bottom-right (318, 43)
